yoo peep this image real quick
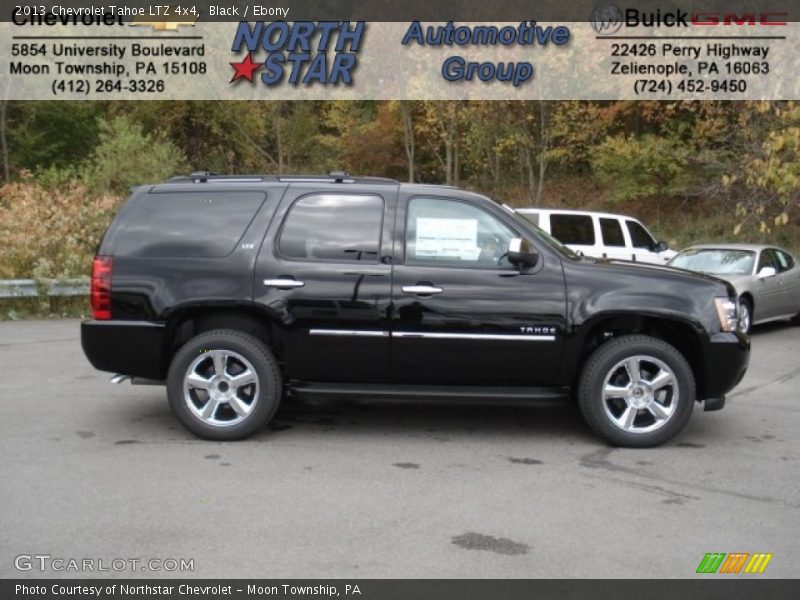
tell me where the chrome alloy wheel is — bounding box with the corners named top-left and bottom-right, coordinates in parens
top-left (738, 300), bottom-right (751, 334)
top-left (601, 355), bottom-right (678, 434)
top-left (183, 350), bottom-right (259, 427)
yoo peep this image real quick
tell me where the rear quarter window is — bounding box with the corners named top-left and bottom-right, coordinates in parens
top-left (113, 191), bottom-right (267, 258)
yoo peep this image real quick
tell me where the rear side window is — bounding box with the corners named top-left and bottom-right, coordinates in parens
top-left (599, 218), bottom-right (625, 247)
top-left (775, 250), bottom-right (794, 272)
top-left (758, 249), bottom-right (778, 272)
top-left (550, 214), bottom-right (595, 245)
top-left (114, 191), bottom-right (267, 258)
top-left (626, 220), bottom-right (656, 249)
top-left (278, 194), bottom-right (383, 262)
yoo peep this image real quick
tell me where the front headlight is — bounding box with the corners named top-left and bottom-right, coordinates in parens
top-left (714, 297), bottom-right (739, 332)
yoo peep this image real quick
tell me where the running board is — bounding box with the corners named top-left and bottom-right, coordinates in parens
top-left (288, 382), bottom-right (569, 402)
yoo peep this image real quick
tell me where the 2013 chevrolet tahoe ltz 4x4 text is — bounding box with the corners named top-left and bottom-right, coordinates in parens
top-left (81, 172), bottom-right (749, 447)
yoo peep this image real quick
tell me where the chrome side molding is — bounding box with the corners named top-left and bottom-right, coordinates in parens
top-left (310, 329), bottom-right (390, 337)
top-left (308, 330), bottom-right (555, 342)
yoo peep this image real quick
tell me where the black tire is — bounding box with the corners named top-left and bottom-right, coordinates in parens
top-left (167, 329), bottom-right (282, 441)
top-left (739, 297), bottom-right (752, 334)
top-left (578, 335), bottom-right (695, 448)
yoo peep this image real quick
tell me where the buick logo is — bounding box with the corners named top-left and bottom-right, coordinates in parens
top-left (590, 4), bottom-right (624, 34)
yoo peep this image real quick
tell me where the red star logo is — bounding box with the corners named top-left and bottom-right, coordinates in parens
top-left (230, 53), bottom-right (261, 83)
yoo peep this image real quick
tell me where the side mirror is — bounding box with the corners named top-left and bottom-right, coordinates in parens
top-left (508, 238), bottom-right (538, 269)
top-left (653, 240), bottom-right (669, 253)
top-left (757, 266), bottom-right (776, 279)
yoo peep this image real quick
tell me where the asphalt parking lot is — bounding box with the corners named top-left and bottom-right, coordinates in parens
top-left (1, 319), bottom-right (798, 579)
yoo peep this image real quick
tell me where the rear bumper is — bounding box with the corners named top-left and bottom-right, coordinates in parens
top-left (698, 331), bottom-right (750, 400)
top-left (81, 319), bottom-right (168, 380)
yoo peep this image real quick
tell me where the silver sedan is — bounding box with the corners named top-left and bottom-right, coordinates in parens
top-left (668, 244), bottom-right (800, 333)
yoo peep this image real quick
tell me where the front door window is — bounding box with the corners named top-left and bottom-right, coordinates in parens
top-left (405, 197), bottom-right (517, 269)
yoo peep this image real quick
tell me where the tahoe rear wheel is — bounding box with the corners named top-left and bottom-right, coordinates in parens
top-left (578, 335), bottom-right (695, 448)
top-left (167, 329), bottom-right (282, 440)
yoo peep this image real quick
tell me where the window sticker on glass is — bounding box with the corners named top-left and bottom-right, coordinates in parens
top-left (415, 218), bottom-right (479, 260)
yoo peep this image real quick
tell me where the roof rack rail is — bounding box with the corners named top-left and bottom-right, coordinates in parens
top-left (414, 183), bottom-right (460, 190)
top-left (167, 171), bottom-right (400, 185)
top-left (167, 173), bottom-right (270, 183)
top-left (277, 171), bottom-right (398, 185)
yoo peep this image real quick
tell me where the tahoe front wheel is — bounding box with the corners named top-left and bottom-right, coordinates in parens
top-left (167, 329), bottom-right (282, 440)
top-left (578, 335), bottom-right (695, 448)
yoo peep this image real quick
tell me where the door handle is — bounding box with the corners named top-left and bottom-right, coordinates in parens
top-left (264, 278), bottom-right (305, 289)
top-left (402, 284), bottom-right (443, 296)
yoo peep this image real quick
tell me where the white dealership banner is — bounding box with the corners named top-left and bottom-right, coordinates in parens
top-left (1, 10), bottom-right (799, 99)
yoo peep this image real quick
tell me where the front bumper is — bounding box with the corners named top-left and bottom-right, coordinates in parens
top-left (81, 319), bottom-right (168, 380)
top-left (698, 331), bottom-right (750, 400)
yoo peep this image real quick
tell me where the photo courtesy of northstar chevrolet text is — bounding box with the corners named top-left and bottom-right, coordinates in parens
top-left (0, 0), bottom-right (798, 595)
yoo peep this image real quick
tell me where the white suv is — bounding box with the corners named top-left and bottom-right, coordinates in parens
top-left (516, 208), bottom-right (677, 265)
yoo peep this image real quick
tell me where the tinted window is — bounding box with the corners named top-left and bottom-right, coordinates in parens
top-left (550, 214), bottom-right (595, 245)
top-left (775, 250), bottom-right (794, 272)
top-left (279, 194), bottom-right (383, 262)
top-left (758, 249), bottom-right (779, 272)
top-left (507, 209), bottom-right (580, 260)
top-left (626, 220), bottom-right (656, 249)
top-left (115, 191), bottom-right (266, 258)
top-left (406, 197), bottom-right (516, 268)
top-left (599, 218), bottom-right (625, 247)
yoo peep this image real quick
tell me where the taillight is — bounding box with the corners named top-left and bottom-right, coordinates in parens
top-left (90, 255), bottom-right (113, 320)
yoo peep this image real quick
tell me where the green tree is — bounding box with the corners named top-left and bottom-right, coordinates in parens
top-left (82, 116), bottom-right (187, 196)
top-left (6, 102), bottom-right (103, 174)
top-left (591, 134), bottom-right (694, 201)
top-left (737, 102), bottom-right (800, 233)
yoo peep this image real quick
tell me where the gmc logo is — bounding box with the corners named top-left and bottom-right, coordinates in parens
top-left (691, 12), bottom-right (787, 25)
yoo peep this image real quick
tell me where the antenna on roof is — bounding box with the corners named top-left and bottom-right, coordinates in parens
top-left (329, 170), bottom-right (349, 183)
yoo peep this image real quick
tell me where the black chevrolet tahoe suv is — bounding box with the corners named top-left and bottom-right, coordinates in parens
top-left (81, 172), bottom-right (749, 447)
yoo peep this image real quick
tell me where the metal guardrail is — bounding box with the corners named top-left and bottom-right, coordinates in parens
top-left (0, 279), bottom-right (38, 298)
top-left (46, 279), bottom-right (90, 297)
top-left (0, 278), bottom-right (89, 299)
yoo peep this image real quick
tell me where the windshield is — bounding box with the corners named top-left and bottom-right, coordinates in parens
top-left (500, 205), bottom-right (581, 260)
top-left (668, 249), bottom-right (755, 276)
